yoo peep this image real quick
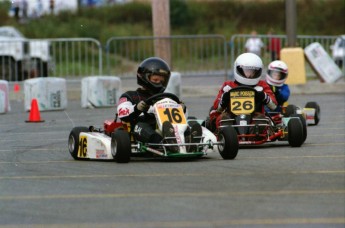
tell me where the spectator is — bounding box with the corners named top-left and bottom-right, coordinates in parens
top-left (267, 28), bottom-right (281, 61)
top-left (12, 0), bottom-right (21, 22)
top-left (245, 30), bottom-right (264, 57)
top-left (50, 0), bottom-right (55, 14)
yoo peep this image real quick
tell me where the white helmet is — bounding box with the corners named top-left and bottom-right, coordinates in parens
top-left (266, 60), bottom-right (288, 87)
top-left (234, 53), bottom-right (263, 86)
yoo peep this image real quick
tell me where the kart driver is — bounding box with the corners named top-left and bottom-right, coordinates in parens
top-left (264, 60), bottom-right (290, 113)
top-left (117, 57), bottom-right (202, 152)
top-left (208, 52), bottom-right (277, 131)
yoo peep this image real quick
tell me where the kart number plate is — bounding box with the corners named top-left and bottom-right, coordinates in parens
top-left (156, 105), bottom-right (187, 125)
top-left (230, 90), bottom-right (255, 115)
top-left (78, 135), bottom-right (88, 158)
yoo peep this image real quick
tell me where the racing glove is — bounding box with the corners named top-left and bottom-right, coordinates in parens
top-left (256, 91), bottom-right (277, 110)
top-left (220, 91), bottom-right (230, 109)
top-left (137, 100), bottom-right (148, 112)
top-left (209, 109), bottom-right (221, 121)
top-left (256, 91), bottom-right (270, 104)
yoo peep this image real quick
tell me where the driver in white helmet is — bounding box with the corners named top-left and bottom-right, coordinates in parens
top-left (264, 60), bottom-right (290, 112)
top-left (208, 53), bottom-right (277, 131)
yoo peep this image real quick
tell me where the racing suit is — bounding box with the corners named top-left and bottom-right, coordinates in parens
top-left (209, 80), bottom-right (277, 130)
top-left (117, 88), bottom-right (162, 144)
top-left (265, 84), bottom-right (290, 113)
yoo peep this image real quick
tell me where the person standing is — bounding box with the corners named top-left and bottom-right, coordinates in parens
top-left (12, 0), bottom-right (21, 22)
top-left (245, 30), bottom-right (264, 57)
top-left (267, 28), bottom-right (281, 61)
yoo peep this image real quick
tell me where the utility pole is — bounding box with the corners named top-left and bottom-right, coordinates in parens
top-left (151, 0), bottom-right (171, 66)
top-left (285, 0), bottom-right (297, 47)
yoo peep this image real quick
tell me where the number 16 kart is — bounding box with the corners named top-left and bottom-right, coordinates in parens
top-left (68, 93), bottom-right (239, 163)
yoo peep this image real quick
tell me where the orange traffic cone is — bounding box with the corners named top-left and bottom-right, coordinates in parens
top-left (26, 99), bottom-right (45, 123)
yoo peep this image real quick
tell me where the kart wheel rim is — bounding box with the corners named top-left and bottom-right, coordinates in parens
top-left (218, 134), bottom-right (225, 151)
top-left (68, 136), bottom-right (75, 152)
top-left (111, 138), bottom-right (117, 156)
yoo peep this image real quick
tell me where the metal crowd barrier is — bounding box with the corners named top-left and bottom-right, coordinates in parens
top-left (1, 34), bottom-right (343, 82)
top-left (0, 38), bottom-right (102, 82)
top-left (105, 35), bottom-right (228, 79)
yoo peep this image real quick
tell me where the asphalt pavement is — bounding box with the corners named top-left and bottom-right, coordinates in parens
top-left (1, 93), bottom-right (344, 227)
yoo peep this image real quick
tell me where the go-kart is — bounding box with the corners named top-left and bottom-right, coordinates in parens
top-left (68, 93), bottom-right (239, 163)
top-left (266, 101), bottom-right (320, 143)
top-left (283, 102), bottom-right (320, 126)
top-left (213, 86), bottom-right (306, 147)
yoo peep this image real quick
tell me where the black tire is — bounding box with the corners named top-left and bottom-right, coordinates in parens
top-left (290, 114), bottom-right (307, 143)
top-left (68, 126), bottom-right (90, 160)
top-left (111, 129), bottom-right (131, 163)
top-left (284, 104), bottom-right (298, 117)
top-left (305, 101), bottom-right (320, 125)
top-left (218, 126), bottom-right (239, 160)
top-left (288, 118), bottom-right (304, 147)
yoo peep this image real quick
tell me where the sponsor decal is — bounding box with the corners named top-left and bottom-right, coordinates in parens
top-left (107, 89), bottom-right (117, 105)
top-left (134, 125), bottom-right (142, 135)
top-left (118, 107), bottom-right (130, 117)
top-left (50, 91), bottom-right (61, 108)
top-left (96, 149), bottom-right (107, 158)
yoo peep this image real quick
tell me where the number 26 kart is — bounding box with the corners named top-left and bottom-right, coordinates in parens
top-left (216, 86), bottom-right (306, 147)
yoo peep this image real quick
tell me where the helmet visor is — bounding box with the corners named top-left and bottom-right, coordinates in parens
top-left (236, 65), bottom-right (262, 79)
top-left (268, 69), bottom-right (287, 80)
top-left (148, 74), bottom-right (167, 87)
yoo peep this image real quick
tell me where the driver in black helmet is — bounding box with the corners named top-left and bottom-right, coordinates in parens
top-left (117, 57), bottom-right (202, 152)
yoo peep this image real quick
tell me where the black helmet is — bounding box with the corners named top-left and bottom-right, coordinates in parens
top-left (137, 57), bottom-right (171, 94)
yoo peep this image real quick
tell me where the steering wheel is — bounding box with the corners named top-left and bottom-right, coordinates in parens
top-left (144, 92), bottom-right (181, 106)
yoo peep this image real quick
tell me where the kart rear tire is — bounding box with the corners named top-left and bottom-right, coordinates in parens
top-left (111, 129), bottom-right (131, 163)
top-left (290, 114), bottom-right (307, 143)
top-left (68, 126), bottom-right (90, 160)
top-left (288, 118), bottom-right (304, 147)
top-left (285, 104), bottom-right (298, 117)
top-left (218, 126), bottom-right (239, 160)
top-left (305, 101), bottom-right (320, 125)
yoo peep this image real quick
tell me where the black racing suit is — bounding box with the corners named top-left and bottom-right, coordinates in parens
top-left (117, 88), bottom-right (162, 144)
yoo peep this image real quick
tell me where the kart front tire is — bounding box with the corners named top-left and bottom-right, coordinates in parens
top-left (288, 118), bottom-right (304, 147)
top-left (290, 114), bottom-right (307, 143)
top-left (111, 129), bottom-right (131, 163)
top-left (218, 126), bottom-right (239, 160)
top-left (305, 101), bottom-right (320, 125)
top-left (68, 127), bottom-right (90, 160)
